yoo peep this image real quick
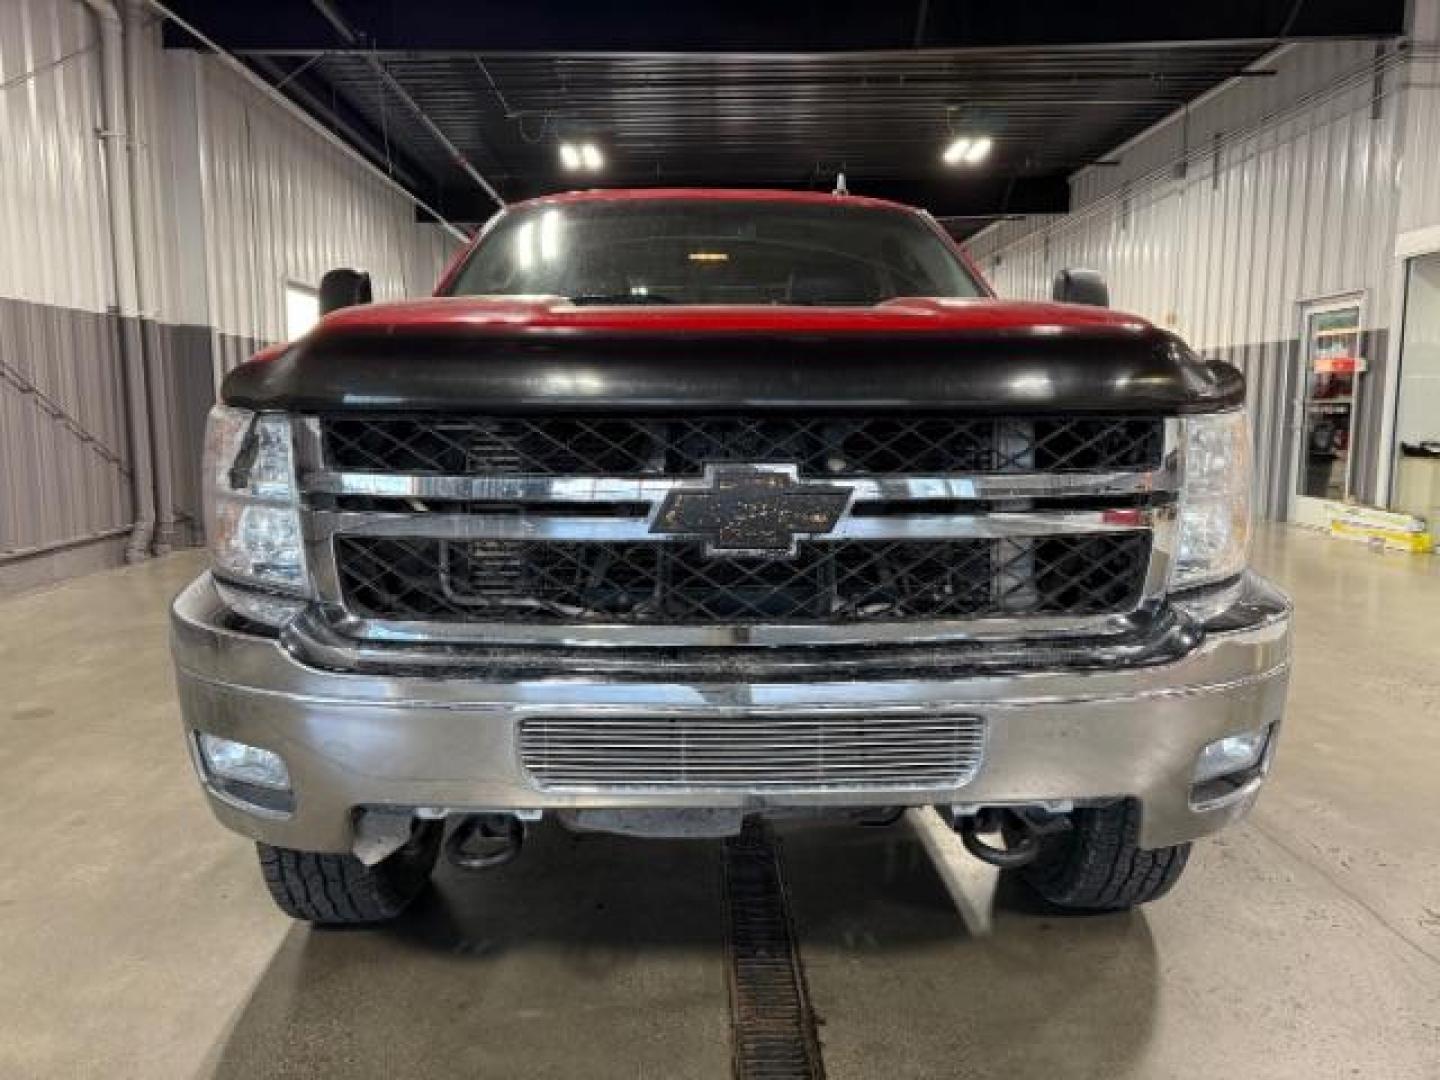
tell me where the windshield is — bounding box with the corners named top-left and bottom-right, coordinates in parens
top-left (445, 199), bottom-right (984, 305)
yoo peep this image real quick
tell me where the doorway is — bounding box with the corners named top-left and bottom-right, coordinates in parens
top-left (1391, 253), bottom-right (1440, 524)
top-left (1291, 296), bottom-right (1367, 527)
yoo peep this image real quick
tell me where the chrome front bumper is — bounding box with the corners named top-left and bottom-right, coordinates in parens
top-left (171, 572), bottom-right (1291, 853)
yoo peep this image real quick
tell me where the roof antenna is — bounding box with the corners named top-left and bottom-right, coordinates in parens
top-left (833, 171), bottom-right (849, 196)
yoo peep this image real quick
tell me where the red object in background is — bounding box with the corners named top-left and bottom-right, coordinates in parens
top-left (1313, 355), bottom-right (1365, 375)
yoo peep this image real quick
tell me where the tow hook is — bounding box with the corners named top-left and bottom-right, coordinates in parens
top-left (955, 806), bottom-right (1071, 869)
top-left (445, 813), bottom-right (525, 871)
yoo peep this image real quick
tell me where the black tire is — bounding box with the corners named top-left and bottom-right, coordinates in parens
top-left (1018, 800), bottom-right (1190, 912)
top-left (257, 822), bottom-right (442, 925)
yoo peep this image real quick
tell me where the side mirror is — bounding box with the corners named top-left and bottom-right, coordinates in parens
top-left (1051, 268), bottom-right (1109, 308)
top-left (319, 268), bottom-right (373, 316)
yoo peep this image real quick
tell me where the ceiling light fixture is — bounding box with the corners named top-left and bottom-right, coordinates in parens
top-left (941, 138), bottom-right (972, 165)
top-left (560, 141), bottom-right (604, 172)
top-left (943, 135), bottom-right (993, 166)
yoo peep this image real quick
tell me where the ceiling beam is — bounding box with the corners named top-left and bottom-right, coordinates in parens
top-left (160, 0), bottom-right (1406, 54)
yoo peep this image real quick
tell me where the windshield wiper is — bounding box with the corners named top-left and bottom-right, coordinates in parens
top-left (567, 292), bottom-right (677, 306)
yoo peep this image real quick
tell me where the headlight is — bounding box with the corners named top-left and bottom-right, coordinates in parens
top-left (202, 406), bottom-right (309, 595)
top-left (1173, 409), bottom-right (1252, 589)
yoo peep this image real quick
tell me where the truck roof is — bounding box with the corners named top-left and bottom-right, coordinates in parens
top-left (506, 187), bottom-right (921, 215)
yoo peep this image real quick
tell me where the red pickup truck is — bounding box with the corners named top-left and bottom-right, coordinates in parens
top-left (171, 189), bottom-right (1290, 924)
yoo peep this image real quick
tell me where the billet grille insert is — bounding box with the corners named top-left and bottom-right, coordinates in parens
top-left (518, 712), bottom-right (986, 791)
top-left (321, 415), bottom-right (1164, 477)
top-left (334, 534), bottom-right (1151, 624)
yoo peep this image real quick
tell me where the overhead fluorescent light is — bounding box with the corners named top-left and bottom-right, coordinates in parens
top-left (965, 137), bottom-right (993, 163)
top-left (560, 141), bottom-right (604, 172)
top-left (942, 135), bottom-right (993, 166)
top-left (942, 138), bottom-right (972, 165)
top-left (687, 251), bottom-right (729, 262)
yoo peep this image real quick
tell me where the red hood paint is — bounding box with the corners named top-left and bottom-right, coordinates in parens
top-left (306, 295), bottom-right (1152, 341)
top-left (250, 342), bottom-right (290, 364)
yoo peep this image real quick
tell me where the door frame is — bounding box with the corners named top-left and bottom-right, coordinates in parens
top-left (1287, 290), bottom-right (1368, 526)
top-left (1378, 227), bottom-right (1440, 506)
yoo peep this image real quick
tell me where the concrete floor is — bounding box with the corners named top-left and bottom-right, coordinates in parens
top-left (1, 525), bottom-right (1437, 1079)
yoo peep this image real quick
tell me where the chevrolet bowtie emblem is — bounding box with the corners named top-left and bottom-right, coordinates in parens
top-left (649, 464), bottom-right (854, 556)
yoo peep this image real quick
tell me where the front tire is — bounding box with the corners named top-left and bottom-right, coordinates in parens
top-left (257, 822), bottom-right (442, 925)
top-left (1018, 800), bottom-right (1190, 912)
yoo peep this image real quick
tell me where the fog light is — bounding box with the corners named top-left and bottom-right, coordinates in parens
top-left (198, 733), bottom-right (291, 790)
top-left (1194, 727), bottom-right (1269, 785)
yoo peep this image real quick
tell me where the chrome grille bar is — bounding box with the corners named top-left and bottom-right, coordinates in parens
top-left (306, 506), bottom-right (1167, 543)
top-left (518, 710), bottom-right (987, 792)
top-left (301, 468), bottom-right (1175, 503)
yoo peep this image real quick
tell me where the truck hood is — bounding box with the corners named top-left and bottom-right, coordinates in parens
top-left (310, 295), bottom-right (1153, 336)
top-left (224, 296), bottom-right (1241, 415)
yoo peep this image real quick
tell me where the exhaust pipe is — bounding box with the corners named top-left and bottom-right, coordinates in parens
top-left (954, 806), bottom-right (1071, 869)
top-left (444, 813), bottom-right (525, 871)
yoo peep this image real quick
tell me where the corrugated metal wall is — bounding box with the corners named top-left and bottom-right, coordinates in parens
top-left (193, 55), bottom-right (455, 346)
top-left (1398, 108), bottom-right (1440, 239)
top-left (1397, 8), bottom-right (1440, 235)
top-left (0, 0), bottom-right (113, 312)
top-left (0, 0), bottom-right (134, 573)
top-left (970, 41), bottom-right (1405, 338)
top-left (966, 36), bottom-right (1440, 520)
top-left (0, 0), bottom-right (460, 592)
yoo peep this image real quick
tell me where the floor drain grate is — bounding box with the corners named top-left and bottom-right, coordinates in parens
top-left (722, 820), bottom-right (825, 1080)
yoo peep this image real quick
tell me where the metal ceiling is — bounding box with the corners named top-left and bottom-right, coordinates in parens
top-left (158, 0), bottom-right (1408, 227)
top-left (312, 47), bottom-right (1276, 192)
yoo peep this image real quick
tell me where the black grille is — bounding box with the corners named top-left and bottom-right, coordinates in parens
top-left (322, 415), bottom-right (1163, 477)
top-left (335, 534), bottom-right (1151, 624)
